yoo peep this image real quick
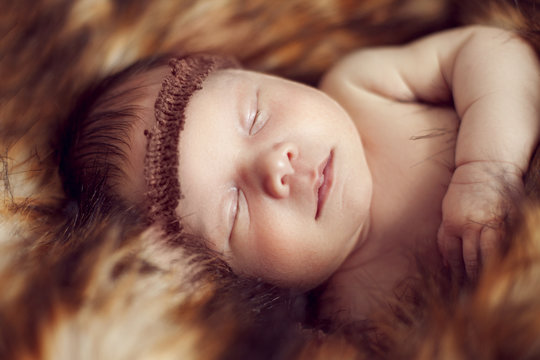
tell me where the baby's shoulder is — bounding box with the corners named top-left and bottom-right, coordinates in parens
top-left (319, 47), bottom-right (412, 106)
top-left (318, 50), bottom-right (371, 95)
top-left (318, 50), bottom-right (380, 114)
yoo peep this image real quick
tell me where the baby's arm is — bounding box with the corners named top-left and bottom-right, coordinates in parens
top-left (326, 26), bottom-right (540, 279)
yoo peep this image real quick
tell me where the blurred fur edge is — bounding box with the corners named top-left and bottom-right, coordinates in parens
top-left (0, 0), bottom-right (539, 359)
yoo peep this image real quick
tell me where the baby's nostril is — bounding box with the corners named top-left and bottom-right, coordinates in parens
top-left (287, 151), bottom-right (293, 161)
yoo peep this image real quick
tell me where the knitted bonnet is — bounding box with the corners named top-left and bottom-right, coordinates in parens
top-left (144, 54), bottom-right (239, 233)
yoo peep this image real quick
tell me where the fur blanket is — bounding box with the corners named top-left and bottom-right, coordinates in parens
top-left (1, 0), bottom-right (539, 358)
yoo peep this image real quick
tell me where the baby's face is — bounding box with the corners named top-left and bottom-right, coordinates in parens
top-left (129, 68), bottom-right (373, 289)
top-left (177, 69), bottom-right (373, 289)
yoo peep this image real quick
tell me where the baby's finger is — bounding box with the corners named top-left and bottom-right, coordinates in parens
top-left (462, 229), bottom-right (480, 281)
top-left (437, 231), bottom-right (464, 281)
top-left (479, 226), bottom-right (502, 267)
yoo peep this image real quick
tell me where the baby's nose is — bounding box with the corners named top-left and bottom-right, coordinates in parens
top-left (256, 142), bottom-right (297, 198)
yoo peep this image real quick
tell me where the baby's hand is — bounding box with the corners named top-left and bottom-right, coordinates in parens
top-left (437, 161), bottom-right (523, 280)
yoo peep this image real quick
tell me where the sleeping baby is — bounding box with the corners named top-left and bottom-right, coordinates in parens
top-left (61, 25), bottom-right (540, 320)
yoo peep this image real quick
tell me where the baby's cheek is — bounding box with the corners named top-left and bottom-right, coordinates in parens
top-left (254, 235), bottom-right (329, 288)
top-left (238, 231), bottom-right (291, 277)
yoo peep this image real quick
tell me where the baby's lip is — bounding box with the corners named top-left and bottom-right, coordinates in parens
top-left (315, 150), bottom-right (334, 220)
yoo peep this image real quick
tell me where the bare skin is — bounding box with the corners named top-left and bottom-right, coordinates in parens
top-left (318, 25), bottom-right (539, 318)
top-left (119, 26), bottom-right (540, 321)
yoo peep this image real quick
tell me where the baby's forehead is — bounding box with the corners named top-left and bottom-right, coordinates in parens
top-left (119, 62), bottom-right (248, 207)
top-left (196, 68), bottom-right (253, 89)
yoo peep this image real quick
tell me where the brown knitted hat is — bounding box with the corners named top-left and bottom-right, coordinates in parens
top-left (144, 54), bottom-right (239, 233)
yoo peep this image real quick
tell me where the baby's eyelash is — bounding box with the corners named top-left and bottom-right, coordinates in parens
top-left (249, 109), bottom-right (269, 135)
top-left (249, 110), bottom-right (261, 135)
top-left (248, 89), bottom-right (268, 135)
top-left (229, 188), bottom-right (241, 240)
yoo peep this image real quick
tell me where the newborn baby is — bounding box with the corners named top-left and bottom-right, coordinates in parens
top-left (63, 26), bottom-right (540, 320)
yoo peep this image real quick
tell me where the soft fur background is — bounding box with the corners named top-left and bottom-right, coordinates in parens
top-left (1, 0), bottom-right (539, 359)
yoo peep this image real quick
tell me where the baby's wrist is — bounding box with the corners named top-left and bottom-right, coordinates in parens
top-left (452, 160), bottom-right (525, 192)
top-left (455, 160), bottom-right (524, 179)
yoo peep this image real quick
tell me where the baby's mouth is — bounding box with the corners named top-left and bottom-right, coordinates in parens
top-left (315, 150), bottom-right (334, 220)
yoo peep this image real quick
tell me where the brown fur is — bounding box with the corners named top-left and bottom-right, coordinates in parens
top-left (1, 0), bottom-right (539, 358)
